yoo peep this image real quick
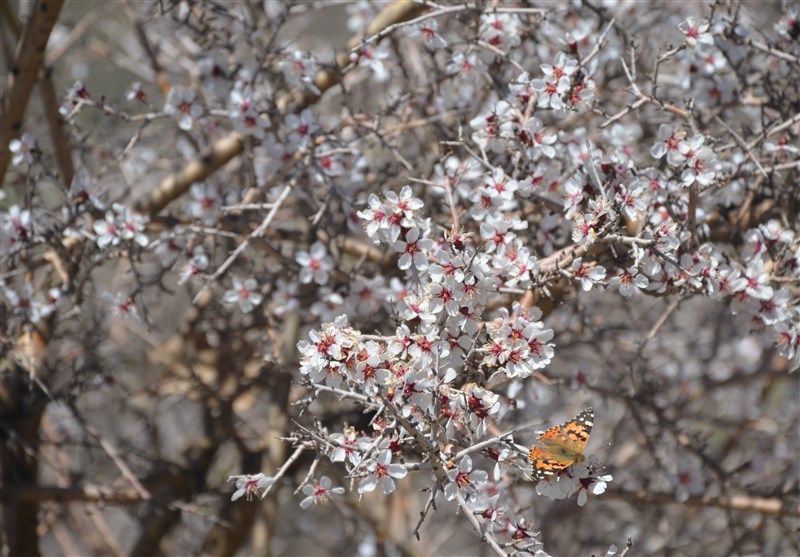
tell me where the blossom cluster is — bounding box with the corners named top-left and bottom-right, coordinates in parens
top-left (2, 1), bottom-right (799, 555)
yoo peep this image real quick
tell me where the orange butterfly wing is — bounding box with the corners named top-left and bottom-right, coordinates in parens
top-left (529, 407), bottom-right (594, 481)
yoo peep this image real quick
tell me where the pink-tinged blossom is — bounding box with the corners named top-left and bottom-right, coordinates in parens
top-left (104, 292), bottom-right (139, 322)
top-left (409, 18), bottom-right (447, 49)
top-left (409, 327), bottom-right (449, 367)
top-left (254, 133), bottom-right (294, 186)
top-left (164, 87), bottom-right (204, 131)
top-left (563, 178), bottom-right (586, 219)
top-left (543, 52), bottom-right (579, 80)
top-left (444, 455), bottom-right (488, 501)
top-left (115, 203), bottom-right (149, 247)
top-left (603, 123), bottom-right (642, 162)
top-left (126, 81), bottom-right (147, 103)
top-left (358, 450), bottom-right (407, 495)
top-left (390, 367), bottom-right (433, 417)
top-left (485, 168), bottom-right (519, 201)
top-left (353, 339), bottom-right (384, 387)
top-left (520, 117), bottom-right (557, 159)
top-left (743, 260), bottom-right (774, 300)
top-left (329, 426), bottom-right (365, 465)
top-left (3, 283), bottom-right (35, 322)
top-left (91, 204), bottom-right (134, 248)
top-left (271, 278), bottom-right (300, 317)
top-left (358, 193), bottom-right (388, 241)
top-left (69, 169), bottom-right (103, 211)
top-left (296, 241), bottom-right (334, 285)
top-left (229, 473), bottom-right (273, 502)
top-left (472, 494), bottom-right (505, 534)
top-left (428, 251), bottom-right (467, 284)
top-left (385, 185), bottom-right (425, 230)
top-left (650, 124), bottom-right (686, 166)
top-left (2, 283), bottom-right (60, 326)
top-left (572, 257), bottom-right (607, 291)
top-left (178, 246), bottom-right (209, 285)
top-left (468, 183), bottom-right (507, 222)
top-left (480, 215), bottom-right (523, 254)
top-left (223, 277), bottom-right (263, 313)
top-left (698, 48), bottom-right (727, 75)
top-left (773, 321), bottom-right (799, 362)
top-left (764, 136), bottom-right (800, 159)
top-left (279, 50), bottom-right (320, 94)
top-left (679, 17), bottom-right (714, 48)
top-left (756, 288), bottom-right (790, 326)
top-left (714, 265), bottom-right (747, 299)
top-left (504, 514), bottom-right (540, 544)
top-left (530, 74), bottom-right (570, 110)
top-left (759, 219), bottom-right (794, 246)
top-left (536, 455), bottom-right (611, 505)
top-left (478, 13), bottom-right (521, 54)
top-left (509, 71), bottom-right (536, 107)
top-left (428, 282), bottom-right (459, 317)
top-left (299, 476), bottom-right (345, 509)
top-left (59, 81), bottom-right (90, 117)
top-left (671, 460), bottom-right (704, 503)
top-left (189, 183), bottom-right (221, 225)
top-left (469, 100), bottom-right (513, 154)
top-left (679, 136), bottom-right (717, 188)
top-left (465, 384), bottom-right (500, 438)
top-left (1, 204), bottom-right (32, 252)
top-left (93, 210), bottom-right (121, 248)
top-left (285, 108), bottom-right (318, 149)
top-left (229, 89), bottom-right (270, 139)
top-left (398, 290), bottom-right (437, 325)
top-left (609, 267), bottom-right (649, 297)
top-left (347, 275), bottom-right (386, 316)
top-left (774, 5), bottom-right (800, 43)
top-left (197, 52), bottom-right (230, 96)
top-left (574, 459), bottom-right (613, 507)
top-left (616, 183), bottom-right (648, 220)
top-left (354, 42), bottom-right (392, 82)
top-left (297, 315), bottom-right (359, 388)
top-left (446, 50), bottom-right (480, 78)
top-left (394, 226), bottom-right (433, 271)
top-left (153, 232), bottom-right (184, 268)
top-left (482, 304), bottom-right (555, 378)
top-left (310, 287), bottom-right (345, 321)
top-left (492, 239), bottom-right (539, 288)
top-left (9, 132), bottom-right (37, 166)
top-left (571, 211), bottom-right (602, 246)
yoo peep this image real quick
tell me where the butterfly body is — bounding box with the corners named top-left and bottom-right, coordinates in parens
top-left (529, 407), bottom-right (593, 481)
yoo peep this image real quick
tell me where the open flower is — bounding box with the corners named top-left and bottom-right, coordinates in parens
top-left (358, 450), bottom-right (408, 495)
top-left (444, 455), bottom-right (488, 501)
top-left (300, 476), bottom-right (346, 508)
top-left (296, 241), bottom-right (334, 285)
top-left (9, 133), bottom-right (37, 166)
top-left (230, 473), bottom-right (274, 501)
top-left (678, 17), bottom-right (713, 48)
top-left (223, 277), bottom-right (263, 313)
top-left (164, 87), bottom-right (204, 131)
top-left (610, 267), bottom-right (649, 297)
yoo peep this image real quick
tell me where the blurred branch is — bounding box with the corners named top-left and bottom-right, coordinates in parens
top-left (605, 488), bottom-right (800, 516)
top-left (132, 0), bottom-right (425, 216)
top-left (0, 0), bottom-right (65, 185)
top-left (1, 3), bottom-right (74, 185)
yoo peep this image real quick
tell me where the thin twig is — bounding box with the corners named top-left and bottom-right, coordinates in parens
top-left (261, 446), bottom-right (305, 499)
top-left (193, 183), bottom-right (292, 304)
top-left (455, 491), bottom-right (508, 557)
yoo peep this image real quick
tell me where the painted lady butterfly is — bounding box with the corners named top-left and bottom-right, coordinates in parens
top-left (529, 407), bottom-right (593, 481)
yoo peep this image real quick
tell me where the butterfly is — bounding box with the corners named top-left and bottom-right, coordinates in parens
top-left (529, 407), bottom-right (593, 481)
